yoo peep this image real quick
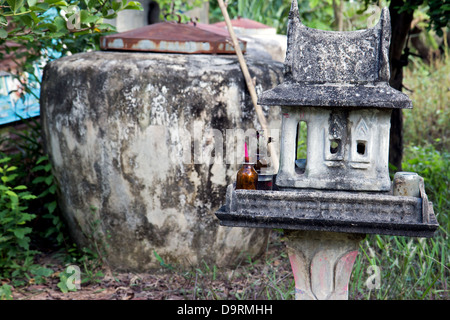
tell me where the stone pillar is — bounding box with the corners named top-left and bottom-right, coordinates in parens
top-left (285, 230), bottom-right (365, 300)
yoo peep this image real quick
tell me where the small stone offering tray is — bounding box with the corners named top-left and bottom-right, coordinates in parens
top-left (215, 184), bottom-right (439, 238)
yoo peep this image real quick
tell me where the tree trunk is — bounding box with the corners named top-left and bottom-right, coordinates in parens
top-left (388, 0), bottom-right (419, 171)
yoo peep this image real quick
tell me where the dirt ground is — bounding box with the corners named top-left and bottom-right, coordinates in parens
top-left (6, 235), bottom-right (293, 300)
top-left (9, 270), bottom-right (203, 300)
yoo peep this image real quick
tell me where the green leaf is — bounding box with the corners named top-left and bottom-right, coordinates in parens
top-left (0, 28), bottom-right (7, 39)
top-left (13, 227), bottom-right (32, 239)
top-left (96, 23), bottom-right (114, 30)
top-left (31, 266), bottom-right (54, 277)
top-left (44, 0), bottom-right (65, 4)
top-left (32, 176), bottom-right (46, 184)
top-left (103, 12), bottom-right (117, 20)
top-left (0, 284), bottom-right (13, 300)
top-left (5, 190), bottom-right (18, 200)
top-left (27, 0), bottom-right (37, 6)
top-left (0, 157), bottom-right (11, 164)
top-left (87, 0), bottom-right (97, 9)
top-left (80, 9), bottom-right (98, 24)
top-left (16, 235), bottom-right (30, 249)
top-left (310, 0), bottom-right (320, 9)
top-left (112, 1), bottom-right (123, 11)
top-left (30, 3), bottom-right (49, 11)
top-left (20, 194), bottom-right (37, 200)
top-left (124, 1), bottom-right (143, 10)
top-left (0, 236), bottom-right (13, 243)
top-left (6, 0), bottom-right (16, 11)
top-left (52, 1), bottom-right (68, 5)
top-left (57, 281), bottom-right (69, 293)
top-left (0, 16), bottom-right (8, 27)
top-left (44, 163), bottom-right (52, 172)
top-left (44, 175), bottom-right (53, 185)
top-left (54, 16), bottom-right (66, 31)
top-left (36, 155), bottom-right (48, 165)
top-left (7, 0), bottom-right (26, 14)
top-left (36, 22), bottom-right (57, 32)
top-left (18, 212), bottom-right (36, 223)
top-left (32, 165), bottom-right (46, 172)
top-left (19, 14), bottom-right (34, 28)
top-left (48, 184), bottom-right (56, 194)
top-left (46, 201), bottom-right (57, 214)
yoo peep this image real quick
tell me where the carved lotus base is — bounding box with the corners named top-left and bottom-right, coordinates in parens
top-left (285, 230), bottom-right (365, 300)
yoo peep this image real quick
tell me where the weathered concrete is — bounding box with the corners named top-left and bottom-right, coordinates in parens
top-left (259, 6), bottom-right (411, 109)
top-left (393, 172), bottom-right (421, 197)
top-left (258, 5), bottom-right (412, 192)
top-left (276, 106), bottom-right (392, 191)
top-left (40, 51), bottom-right (284, 271)
top-left (216, 184), bottom-right (439, 238)
top-left (285, 230), bottom-right (365, 300)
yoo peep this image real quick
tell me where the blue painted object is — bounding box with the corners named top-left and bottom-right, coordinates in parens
top-left (1, 7), bottom-right (60, 126)
top-left (0, 68), bottom-right (41, 126)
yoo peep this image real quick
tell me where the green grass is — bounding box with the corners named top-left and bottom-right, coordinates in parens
top-left (402, 55), bottom-right (450, 152)
top-left (348, 54), bottom-right (450, 300)
top-left (152, 231), bottom-right (296, 300)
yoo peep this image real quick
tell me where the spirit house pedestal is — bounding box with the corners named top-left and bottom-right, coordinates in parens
top-left (215, 1), bottom-right (439, 300)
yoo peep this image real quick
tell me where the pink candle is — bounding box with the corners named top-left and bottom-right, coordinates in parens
top-left (244, 142), bottom-right (249, 163)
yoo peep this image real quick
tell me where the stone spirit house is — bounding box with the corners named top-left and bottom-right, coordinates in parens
top-left (216, 1), bottom-right (438, 240)
top-left (258, 3), bottom-right (412, 192)
top-left (215, 2), bottom-right (439, 300)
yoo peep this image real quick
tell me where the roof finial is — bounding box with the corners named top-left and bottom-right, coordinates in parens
top-left (288, 0), bottom-right (301, 25)
top-left (290, 0), bottom-right (298, 12)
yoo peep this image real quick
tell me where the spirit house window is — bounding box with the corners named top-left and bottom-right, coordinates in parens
top-left (357, 140), bottom-right (366, 155)
top-left (325, 112), bottom-right (346, 164)
top-left (350, 117), bottom-right (371, 169)
top-left (330, 139), bottom-right (341, 154)
top-left (295, 121), bottom-right (307, 174)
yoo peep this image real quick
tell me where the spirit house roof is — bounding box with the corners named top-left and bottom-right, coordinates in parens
top-left (258, 1), bottom-right (412, 109)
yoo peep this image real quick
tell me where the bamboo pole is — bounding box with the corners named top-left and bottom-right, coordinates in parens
top-left (217, 0), bottom-right (279, 172)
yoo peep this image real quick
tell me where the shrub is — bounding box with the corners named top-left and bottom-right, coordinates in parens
top-left (0, 155), bottom-right (37, 284)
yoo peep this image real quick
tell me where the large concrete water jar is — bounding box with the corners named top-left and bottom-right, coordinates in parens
top-left (40, 50), bottom-right (283, 271)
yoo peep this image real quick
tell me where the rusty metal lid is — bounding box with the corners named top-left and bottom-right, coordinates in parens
top-left (100, 21), bottom-right (246, 54)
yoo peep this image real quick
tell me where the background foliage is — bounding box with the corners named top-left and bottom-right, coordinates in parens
top-left (0, 0), bottom-right (142, 102)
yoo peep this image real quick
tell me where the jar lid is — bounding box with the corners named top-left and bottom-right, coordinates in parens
top-left (100, 21), bottom-right (246, 54)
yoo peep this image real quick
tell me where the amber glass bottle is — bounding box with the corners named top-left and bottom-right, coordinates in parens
top-left (236, 163), bottom-right (258, 190)
top-left (236, 143), bottom-right (258, 190)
